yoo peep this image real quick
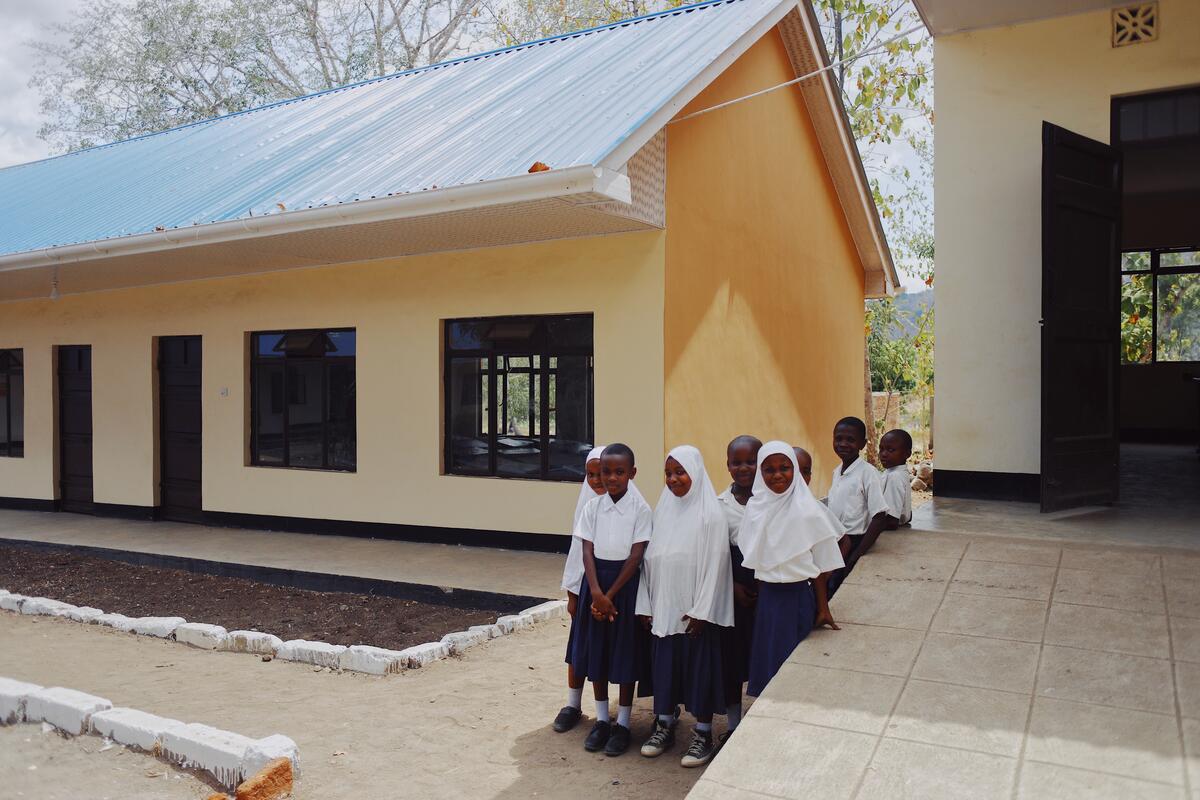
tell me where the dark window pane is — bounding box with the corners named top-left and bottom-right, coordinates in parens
top-left (1120, 274), bottom-right (1153, 364)
top-left (1157, 273), bottom-right (1200, 362)
top-left (447, 357), bottom-right (490, 474)
top-left (9, 371), bottom-right (23, 457)
top-left (1121, 251), bottom-right (1151, 272)
top-left (256, 333), bottom-right (284, 358)
top-left (254, 363), bottom-right (285, 464)
top-left (0, 372), bottom-right (8, 457)
top-left (1120, 101), bottom-right (1145, 142)
top-left (326, 330), bottom-right (355, 357)
top-left (547, 355), bottom-right (593, 479)
top-left (327, 362), bottom-right (356, 470)
top-left (1147, 97), bottom-right (1175, 139)
top-left (545, 316), bottom-right (592, 348)
top-left (448, 321), bottom-right (493, 352)
top-left (286, 361), bottom-right (324, 467)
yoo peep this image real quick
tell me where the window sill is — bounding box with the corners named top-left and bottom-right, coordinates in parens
top-left (246, 463), bottom-right (357, 474)
top-left (443, 471), bottom-right (579, 485)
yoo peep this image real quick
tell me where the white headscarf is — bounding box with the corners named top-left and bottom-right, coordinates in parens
top-left (739, 441), bottom-right (845, 577)
top-left (635, 445), bottom-right (734, 636)
top-left (561, 445), bottom-right (606, 593)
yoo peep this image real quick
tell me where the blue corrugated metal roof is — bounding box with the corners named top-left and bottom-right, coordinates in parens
top-left (0, 0), bottom-right (783, 258)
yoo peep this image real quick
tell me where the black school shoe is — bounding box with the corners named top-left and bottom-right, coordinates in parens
top-left (604, 724), bottom-right (632, 756)
top-left (584, 720), bottom-right (611, 751)
top-left (681, 729), bottom-right (716, 768)
top-left (553, 706), bottom-right (582, 733)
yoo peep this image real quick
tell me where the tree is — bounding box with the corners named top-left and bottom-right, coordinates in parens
top-left (30, 0), bottom-right (481, 153)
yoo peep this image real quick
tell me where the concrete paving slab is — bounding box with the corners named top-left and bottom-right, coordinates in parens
top-left (911, 631), bottom-right (1040, 694)
top-left (857, 738), bottom-right (1017, 800)
top-left (930, 592), bottom-right (1047, 643)
top-left (886, 678), bottom-right (1029, 757)
top-left (1055, 568), bottom-right (1167, 615)
top-left (1044, 603), bottom-right (1171, 659)
top-left (1017, 761), bottom-right (1186, 800)
top-left (749, 662), bottom-right (903, 736)
top-left (1177, 661), bottom-right (1200, 720)
top-left (1036, 645), bottom-right (1176, 714)
top-left (949, 559), bottom-right (1057, 601)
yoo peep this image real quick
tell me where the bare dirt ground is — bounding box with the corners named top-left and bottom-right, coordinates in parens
top-left (0, 612), bottom-right (710, 799)
top-left (0, 543), bottom-right (511, 650)
top-left (0, 725), bottom-right (214, 800)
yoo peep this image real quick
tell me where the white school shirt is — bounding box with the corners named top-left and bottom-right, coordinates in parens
top-left (753, 536), bottom-right (844, 583)
top-left (575, 489), bottom-right (653, 561)
top-left (716, 486), bottom-right (747, 547)
top-left (881, 464), bottom-right (912, 526)
top-left (827, 457), bottom-right (888, 538)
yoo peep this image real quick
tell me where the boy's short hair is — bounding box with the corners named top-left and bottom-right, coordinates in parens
top-left (727, 434), bottom-right (763, 454)
top-left (883, 429), bottom-right (913, 452)
top-left (834, 416), bottom-right (867, 439)
top-left (602, 442), bottom-right (636, 466)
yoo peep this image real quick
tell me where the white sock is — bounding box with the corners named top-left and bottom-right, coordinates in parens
top-left (567, 687), bottom-right (583, 710)
top-left (595, 700), bottom-right (610, 723)
top-left (617, 705), bottom-right (632, 728)
top-left (658, 713), bottom-right (675, 726)
top-left (726, 703), bottom-right (742, 731)
top-left (696, 721), bottom-right (713, 733)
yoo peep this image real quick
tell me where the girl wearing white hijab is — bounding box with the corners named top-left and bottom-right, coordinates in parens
top-left (554, 445), bottom-right (607, 735)
top-left (635, 446), bottom-right (733, 768)
top-left (738, 441), bottom-right (845, 697)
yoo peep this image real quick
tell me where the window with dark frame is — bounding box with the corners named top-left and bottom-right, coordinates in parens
top-left (1120, 248), bottom-right (1200, 364)
top-left (0, 349), bottom-right (23, 458)
top-left (444, 314), bottom-right (594, 482)
top-left (250, 330), bottom-right (356, 471)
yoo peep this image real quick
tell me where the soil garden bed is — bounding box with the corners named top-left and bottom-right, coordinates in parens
top-left (0, 542), bottom-right (514, 651)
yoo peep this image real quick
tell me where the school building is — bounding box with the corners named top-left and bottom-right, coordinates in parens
top-left (918, 0), bottom-right (1200, 512)
top-left (0, 0), bottom-right (894, 548)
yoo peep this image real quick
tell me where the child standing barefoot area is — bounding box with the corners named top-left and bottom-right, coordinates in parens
top-left (554, 426), bottom-right (914, 765)
top-left (636, 446), bottom-right (733, 768)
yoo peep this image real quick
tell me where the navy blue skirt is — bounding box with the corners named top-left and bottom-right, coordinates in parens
top-left (747, 580), bottom-right (814, 696)
top-left (721, 545), bottom-right (756, 702)
top-left (827, 534), bottom-right (860, 599)
top-left (569, 558), bottom-right (649, 686)
top-left (651, 626), bottom-right (727, 718)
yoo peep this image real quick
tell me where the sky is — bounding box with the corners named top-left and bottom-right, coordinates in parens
top-left (0, 0), bottom-right (81, 170)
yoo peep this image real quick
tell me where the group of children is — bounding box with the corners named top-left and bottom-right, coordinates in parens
top-left (553, 417), bottom-right (914, 768)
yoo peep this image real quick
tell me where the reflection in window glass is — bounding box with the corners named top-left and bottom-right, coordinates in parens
top-left (444, 315), bottom-right (593, 482)
top-left (1157, 273), bottom-right (1200, 362)
top-left (1121, 251), bottom-right (1151, 272)
top-left (1120, 274), bottom-right (1153, 364)
top-left (250, 330), bottom-right (355, 470)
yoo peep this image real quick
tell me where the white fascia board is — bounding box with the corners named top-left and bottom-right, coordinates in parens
top-left (0, 165), bottom-right (631, 273)
top-left (597, 0), bottom-right (799, 171)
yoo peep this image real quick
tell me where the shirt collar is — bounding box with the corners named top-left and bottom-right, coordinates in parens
top-left (601, 492), bottom-right (631, 515)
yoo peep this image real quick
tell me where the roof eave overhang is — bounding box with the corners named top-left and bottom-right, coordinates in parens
top-left (0, 164), bottom-right (632, 274)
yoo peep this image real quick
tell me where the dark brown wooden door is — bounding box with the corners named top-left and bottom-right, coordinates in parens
top-left (1041, 122), bottom-right (1122, 512)
top-left (159, 336), bottom-right (203, 522)
top-left (57, 345), bottom-right (94, 513)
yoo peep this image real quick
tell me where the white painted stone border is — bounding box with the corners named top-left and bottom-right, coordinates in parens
top-left (0, 673), bottom-right (298, 791)
top-left (0, 587), bottom-right (567, 676)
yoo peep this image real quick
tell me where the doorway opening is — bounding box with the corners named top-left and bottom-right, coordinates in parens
top-left (1114, 87), bottom-right (1200, 513)
top-left (158, 336), bottom-right (203, 523)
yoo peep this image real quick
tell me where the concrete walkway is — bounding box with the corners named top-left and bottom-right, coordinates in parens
top-left (0, 509), bottom-right (565, 600)
top-left (694, 529), bottom-right (1200, 799)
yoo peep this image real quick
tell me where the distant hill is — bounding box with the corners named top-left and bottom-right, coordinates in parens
top-left (889, 288), bottom-right (933, 338)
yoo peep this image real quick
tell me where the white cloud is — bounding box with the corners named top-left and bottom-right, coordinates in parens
top-left (0, 0), bottom-right (82, 169)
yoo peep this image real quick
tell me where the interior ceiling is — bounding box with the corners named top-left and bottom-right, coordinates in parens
top-left (913, 0), bottom-right (1120, 35)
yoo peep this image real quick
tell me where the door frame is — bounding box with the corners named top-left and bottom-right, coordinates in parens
top-left (156, 335), bottom-right (204, 523)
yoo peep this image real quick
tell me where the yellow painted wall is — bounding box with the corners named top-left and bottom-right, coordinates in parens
top-left (0, 232), bottom-right (665, 535)
top-left (935, 0), bottom-right (1200, 474)
top-left (664, 29), bottom-right (866, 497)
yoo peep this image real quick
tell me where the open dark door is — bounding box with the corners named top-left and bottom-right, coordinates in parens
top-left (159, 336), bottom-right (203, 522)
top-left (1041, 122), bottom-right (1122, 512)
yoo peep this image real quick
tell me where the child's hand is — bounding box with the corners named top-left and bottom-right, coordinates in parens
top-left (591, 593), bottom-right (616, 621)
top-left (567, 593), bottom-right (578, 618)
top-left (732, 583), bottom-right (757, 609)
top-left (814, 607), bottom-right (840, 631)
top-left (637, 614), bottom-right (652, 631)
top-left (683, 616), bottom-right (706, 637)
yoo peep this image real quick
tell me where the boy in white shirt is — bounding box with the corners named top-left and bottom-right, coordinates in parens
top-left (571, 443), bottom-right (652, 757)
top-left (878, 429), bottom-right (913, 528)
top-left (826, 417), bottom-right (891, 573)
